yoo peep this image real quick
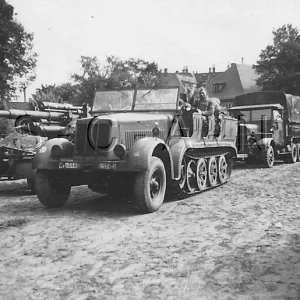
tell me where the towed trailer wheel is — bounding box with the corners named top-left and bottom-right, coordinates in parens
top-left (35, 170), bottom-right (71, 208)
top-left (134, 157), bottom-right (166, 213)
top-left (207, 157), bottom-right (218, 187)
top-left (196, 158), bottom-right (207, 191)
top-left (218, 155), bottom-right (228, 183)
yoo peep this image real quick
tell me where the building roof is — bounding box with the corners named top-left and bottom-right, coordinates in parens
top-left (159, 70), bottom-right (198, 93)
top-left (206, 63), bottom-right (261, 101)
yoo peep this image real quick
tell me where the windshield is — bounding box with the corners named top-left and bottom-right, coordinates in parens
top-left (135, 88), bottom-right (178, 110)
top-left (233, 109), bottom-right (272, 122)
top-left (93, 90), bottom-right (135, 111)
top-left (92, 88), bottom-right (179, 112)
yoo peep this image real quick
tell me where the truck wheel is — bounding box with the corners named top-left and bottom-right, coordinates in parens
top-left (35, 170), bottom-right (71, 208)
top-left (262, 145), bottom-right (275, 168)
top-left (296, 143), bottom-right (300, 162)
top-left (284, 143), bottom-right (297, 163)
top-left (134, 157), bottom-right (166, 213)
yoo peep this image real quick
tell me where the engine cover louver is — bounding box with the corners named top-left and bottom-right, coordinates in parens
top-left (125, 129), bottom-right (164, 149)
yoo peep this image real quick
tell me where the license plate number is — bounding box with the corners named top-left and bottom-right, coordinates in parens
top-left (99, 163), bottom-right (117, 170)
top-left (59, 162), bottom-right (80, 169)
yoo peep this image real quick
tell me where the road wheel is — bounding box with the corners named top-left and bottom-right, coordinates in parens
top-left (262, 145), bottom-right (275, 168)
top-left (196, 158), bottom-right (207, 191)
top-left (134, 157), bottom-right (166, 213)
top-left (218, 155), bottom-right (228, 183)
top-left (186, 159), bottom-right (197, 192)
top-left (284, 143), bottom-right (297, 163)
top-left (207, 157), bottom-right (218, 187)
top-left (35, 170), bottom-right (71, 208)
top-left (296, 143), bottom-right (300, 162)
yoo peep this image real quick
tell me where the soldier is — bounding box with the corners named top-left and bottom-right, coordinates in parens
top-left (197, 87), bottom-right (222, 116)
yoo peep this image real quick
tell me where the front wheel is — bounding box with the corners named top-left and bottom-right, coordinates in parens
top-left (134, 157), bottom-right (166, 213)
top-left (262, 145), bottom-right (275, 168)
top-left (35, 170), bottom-right (71, 208)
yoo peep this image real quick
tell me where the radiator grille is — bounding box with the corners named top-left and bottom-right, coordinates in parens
top-left (125, 129), bottom-right (164, 149)
top-left (75, 120), bottom-right (112, 156)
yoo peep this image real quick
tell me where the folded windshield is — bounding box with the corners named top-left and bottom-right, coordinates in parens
top-left (92, 88), bottom-right (178, 112)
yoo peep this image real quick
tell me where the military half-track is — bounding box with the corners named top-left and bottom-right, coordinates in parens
top-left (33, 87), bottom-right (237, 213)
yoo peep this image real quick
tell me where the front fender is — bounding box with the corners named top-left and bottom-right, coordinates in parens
top-left (126, 137), bottom-right (172, 172)
top-left (32, 138), bottom-right (74, 170)
top-left (256, 137), bottom-right (273, 149)
top-left (169, 139), bottom-right (188, 180)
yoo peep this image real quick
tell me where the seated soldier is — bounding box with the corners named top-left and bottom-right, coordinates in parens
top-left (197, 87), bottom-right (222, 117)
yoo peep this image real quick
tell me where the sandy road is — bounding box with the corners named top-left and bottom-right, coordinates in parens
top-left (0, 162), bottom-right (299, 300)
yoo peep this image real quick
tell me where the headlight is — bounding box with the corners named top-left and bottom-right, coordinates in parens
top-left (114, 144), bottom-right (126, 159)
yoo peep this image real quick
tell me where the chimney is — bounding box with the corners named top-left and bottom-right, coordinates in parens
top-left (209, 67), bottom-right (211, 73)
top-left (164, 68), bottom-right (168, 75)
top-left (213, 65), bottom-right (215, 73)
top-left (241, 57), bottom-right (244, 64)
top-left (186, 66), bottom-right (189, 73)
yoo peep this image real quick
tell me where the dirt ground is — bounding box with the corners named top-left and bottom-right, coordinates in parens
top-left (0, 162), bottom-right (299, 300)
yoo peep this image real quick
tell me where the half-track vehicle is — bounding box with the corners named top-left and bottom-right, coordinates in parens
top-left (0, 102), bottom-right (89, 191)
top-left (229, 91), bottom-right (300, 168)
top-left (33, 87), bottom-right (237, 213)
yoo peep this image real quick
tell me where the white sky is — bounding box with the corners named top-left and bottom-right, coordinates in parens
top-left (8, 0), bottom-right (300, 98)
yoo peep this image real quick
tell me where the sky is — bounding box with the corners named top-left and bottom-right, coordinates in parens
top-left (8, 0), bottom-right (300, 99)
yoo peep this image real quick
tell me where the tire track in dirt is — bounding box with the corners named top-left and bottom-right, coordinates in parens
top-left (0, 162), bottom-right (300, 299)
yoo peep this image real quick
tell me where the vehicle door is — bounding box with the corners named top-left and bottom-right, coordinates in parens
top-left (272, 110), bottom-right (284, 146)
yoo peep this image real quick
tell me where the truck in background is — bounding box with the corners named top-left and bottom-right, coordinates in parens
top-left (229, 91), bottom-right (300, 167)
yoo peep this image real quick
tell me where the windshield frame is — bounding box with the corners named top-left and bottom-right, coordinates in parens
top-left (91, 86), bottom-right (180, 114)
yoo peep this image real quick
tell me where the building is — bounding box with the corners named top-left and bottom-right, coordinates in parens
top-left (205, 63), bottom-right (261, 108)
top-left (159, 67), bottom-right (198, 93)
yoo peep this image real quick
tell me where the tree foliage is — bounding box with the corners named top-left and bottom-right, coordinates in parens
top-left (31, 56), bottom-right (161, 106)
top-left (0, 0), bottom-right (37, 102)
top-left (254, 24), bottom-right (300, 94)
top-left (70, 55), bottom-right (161, 105)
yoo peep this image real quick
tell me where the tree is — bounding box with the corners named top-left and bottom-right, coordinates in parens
top-left (0, 0), bottom-right (37, 103)
top-left (254, 24), bottom-right (300, 94)
top-left (71, 55), bottom-right (161, 105)
top-left (71, 56), bottom-right (105, 105)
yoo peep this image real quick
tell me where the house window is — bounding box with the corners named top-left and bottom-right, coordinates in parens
top-left (213, 83), bottom-right (225, 93)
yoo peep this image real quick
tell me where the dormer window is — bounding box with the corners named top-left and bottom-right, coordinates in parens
top-left (213, 83), bottom-right (226, 93)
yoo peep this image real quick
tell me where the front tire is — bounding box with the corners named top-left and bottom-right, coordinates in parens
top-left (35, 170), bottom-right (71, 208)
top-left (134, 157), bottom-right (166, 213)
top-left (262, 145), bottom-right (275, 168)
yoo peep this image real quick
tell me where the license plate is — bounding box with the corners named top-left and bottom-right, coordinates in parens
top-left (98, 162), bottom-right (117, 170)
top-left (59, 162), bottom-right (80, 169)
top-left (237, 154), bottom-right (248, 159)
